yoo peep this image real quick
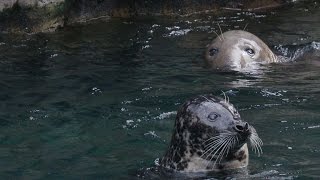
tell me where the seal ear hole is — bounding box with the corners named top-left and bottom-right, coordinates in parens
top-left (208, 112), bottom-right (221, 121)
top-left (245, 48), bottom-right (255, 56)
top-left (209, 48), bottom-right (219, 56)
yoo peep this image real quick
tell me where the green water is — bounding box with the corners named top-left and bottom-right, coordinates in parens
top-left (0, 2), bottom-right (320, 179)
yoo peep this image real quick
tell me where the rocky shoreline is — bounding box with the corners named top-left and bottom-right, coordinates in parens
top-left (0, 0), bottom-right (299, 33)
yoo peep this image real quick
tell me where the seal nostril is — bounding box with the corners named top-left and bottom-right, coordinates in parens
top-left (235, 122), bottom-right (250, 133)
top-left (235, 125), bottom-right (244, 132)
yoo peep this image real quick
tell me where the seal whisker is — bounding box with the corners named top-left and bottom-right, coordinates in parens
top-left (254, 135), bottom-right (263, 146)
top-left (203, 142), bottom-right (225, 167)
top-left (217, 136), bottom-right (232, 162)
top-left (226, 136), bottom-right (236, 157)
top-left (235, 134), bottom-right (239, 145)
top-left (255, 139), bottom-right (263, 155)
top-left (204, 132), bottom-right (235, 144)
top-left (204, 133), bottom-right (235, 148)
top-left (207, 140), bottom-right (227, 166)
top-left (200, 95), bottom-right (210, 102)
top-left (224, 135), bottom-right (235, 157)
top-left (257, 145), bottom-right (263, 156)
top-left (251, 140), bottom-right (258, 154)
top-left (204, 136), bottom-right (222, 143)
top-left (252, 135), bottom-right (263, 147)
top-left (217, 22), bottom-right (224, 41)
top-left (203, 137), bottom-right (221, 146)
top-left (223, 136), bottom-right (234, 158)
top-left (202, 136), bottom-right (229, 159)
top-left (221, 91), bottom-right (227, 103)
top-left (220, 91), bottom-right (230, 103)
top-left (249, 135), bottom-right (263, 156)
top-left (211, 135), bottom-right (231, 159)
top-left (249, 126), bottom-right (263, 149)
top-left (251, 132), bottom-right (263, 146)
top-left (253, 142), bottom-right (262, 156)
top-left (203, 141), bottom-right (225, 156)
top-left (258, 138), bottom-right (263, 146)
top-left (200, 95), bottom-right (216, 105)
top-left (202, 138), bottom-right (225, 158)
top-left (213, 136), bottom-right (233, 166)
top-left (204, 134), bottom-right (227, 145)
top-left (205, 139), bottom-right (225, 150)
top-left (243, 23), bottom-right (249, 31)
top-left (223, 137), bottom-right (232, 158)
top-left (205, 135), bottom-right (230, 161)
top-left (213, 31), bottom-right (222, 42)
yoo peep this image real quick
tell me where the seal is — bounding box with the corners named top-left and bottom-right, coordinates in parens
top-left (160, 95), bottom-right (262, 172)
top-left (205, 30), bottom-right (278, 72)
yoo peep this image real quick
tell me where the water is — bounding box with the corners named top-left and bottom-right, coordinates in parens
top-left (0, 2), bottom-right (319, 179)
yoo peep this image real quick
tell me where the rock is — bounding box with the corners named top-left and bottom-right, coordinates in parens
top-left (0, 0), bottom-right (65, 33)
top-left (0, 0), bottom-right (302, 33)
top-left (0, 1), bottom-right (17, 12)
top-left (17, 0), bottom-right (38, 8)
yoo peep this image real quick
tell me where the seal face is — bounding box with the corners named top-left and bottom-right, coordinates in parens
top-left (160, 95), bottom-right (262, 172)
top-left (205, 30), bottom-right (278, 72)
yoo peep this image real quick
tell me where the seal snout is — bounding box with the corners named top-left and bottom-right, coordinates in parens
top-left (234, 122), bottom-right (249, 134)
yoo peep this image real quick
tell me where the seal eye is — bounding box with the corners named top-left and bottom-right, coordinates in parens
top-left (245, 48), bottom-right (255, 56)
top-left (208, 112), bottom-right (221, 122)
top-left (209, 48), bottom-right (219, 56)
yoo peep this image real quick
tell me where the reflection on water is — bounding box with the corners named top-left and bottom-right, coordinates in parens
top-left (0, 2), bottom-right (319, 179)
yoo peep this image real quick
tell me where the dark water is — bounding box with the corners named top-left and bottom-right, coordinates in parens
top-left (0, 2), bottom-right (320, 179)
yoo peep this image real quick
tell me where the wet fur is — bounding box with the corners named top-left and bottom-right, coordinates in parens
top-left (160, 95), bottom-right (262, 172)
top-left (205, 30), bottom-right (278, 71)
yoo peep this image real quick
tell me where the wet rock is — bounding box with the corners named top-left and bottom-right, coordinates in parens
top-left (0, 0), bottom-right (64, 11)
top-left (0, 0), bottom-right (302, 33)
top-left (0, 0), bottom-right (64, 33)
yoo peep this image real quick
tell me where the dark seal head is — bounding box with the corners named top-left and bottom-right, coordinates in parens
top-left (160, 95), bottom-right (262, 172)
top-left (205, 30), bottom-right (278, 72)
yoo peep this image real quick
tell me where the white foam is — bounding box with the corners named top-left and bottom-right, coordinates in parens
top-left (165, 26), bottom-right (180, 31)
top-left (311, 41), bottom-right (320, 50)
top-left (142, 45), bottom-right (151, 50)
top-left (308, 125), bottom-right (320, 129)
top-left (144, 131), bottom-right (160, 138)
top-left (154, 111), bottom-right (176, 120)
top-left (163, 29), bottom-right (191, 37)
top-left (142, 87), bottom-right (152, 91)
top-left (261, 89), bottom-right (286, 97)
top-left (91, 87), bottom-right (102, 95)
top-left (49, 54), bottom-right (58, 58)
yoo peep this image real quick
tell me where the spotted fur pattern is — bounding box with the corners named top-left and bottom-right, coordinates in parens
top-left (160, 95), bottom-right (252, 172)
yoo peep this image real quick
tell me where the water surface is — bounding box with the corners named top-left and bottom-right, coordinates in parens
top-left (0, 2), bottom-right (319, 179)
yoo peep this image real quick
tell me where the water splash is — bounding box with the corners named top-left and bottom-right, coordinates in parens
top-left (154, 111), bottom-right (176, 120)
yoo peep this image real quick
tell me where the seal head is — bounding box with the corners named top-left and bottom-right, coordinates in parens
top-left (205, 30), bottom-right (278, 72)
top-left (160, 95), bottom-right (262, 172)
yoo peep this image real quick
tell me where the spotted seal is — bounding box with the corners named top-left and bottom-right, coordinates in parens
top-left (160, 95), bottom-right (262, 172)
top-left (205, 30), bottom-right (278, 72)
